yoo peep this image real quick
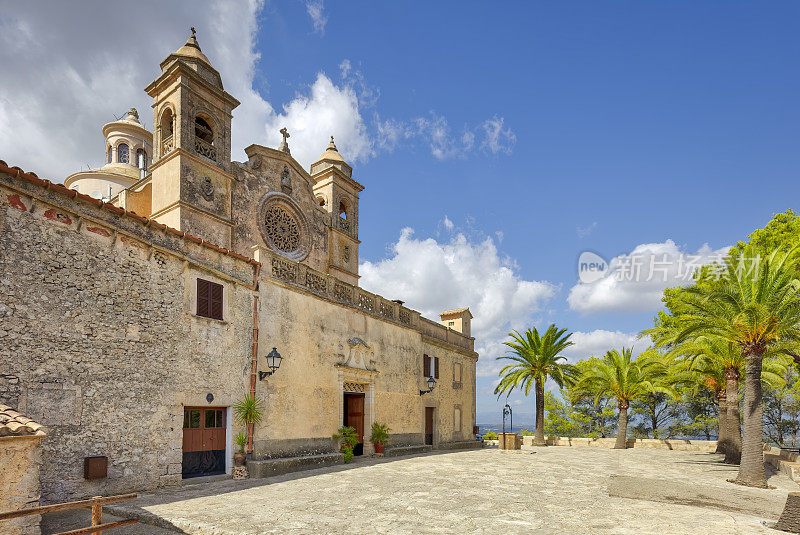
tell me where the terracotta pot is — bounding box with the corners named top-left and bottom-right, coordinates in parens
top-left (234, 452), bottom-right (247, 467)
top-left (374, 443), bottom-right (384, 454)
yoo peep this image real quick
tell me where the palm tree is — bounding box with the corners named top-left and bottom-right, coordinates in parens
top-left (673, 245), bottom-right (800, 487)
top-left (495, 325), bottom-right (575, 445)
top-left (670, 336), bottom-right (743, 463)
top-left (573, 347), bottom-right (672, 449)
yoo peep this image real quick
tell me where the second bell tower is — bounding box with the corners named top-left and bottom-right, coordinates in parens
top-left (145, 29), bottom-right (240, 247)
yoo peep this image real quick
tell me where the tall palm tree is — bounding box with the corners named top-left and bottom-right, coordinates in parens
top-left (673, 245), bottom-right (800, 487)
top-left (573, 347), bottom-right (672, 449)
top-left (670, 336), bottom-right (743, 463)
top-left (495, 325), bottom-right (575, 445)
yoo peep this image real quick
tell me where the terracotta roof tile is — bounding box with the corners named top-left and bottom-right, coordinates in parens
top-left (0, 405), bottom-right (45, 437)
top-left (0, 159), bottom-right (260, 267)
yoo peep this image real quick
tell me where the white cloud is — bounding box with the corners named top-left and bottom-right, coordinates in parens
top-left (263, 73), bottom-right (373, 169)
top-left (481, 115), bottom-right (516, 155)
top-left (0, 0), bottom-right (271, 180)
top-left (359, 227), bottom-right (558, 379)
top-left (567, 239), bottom-right (730, 313)
top-left (442, 216), bottom-right (454, 231)
top-left (562, 330), bottom-right (641, 363)
top-left (304, 0), bottom-right (328, 34)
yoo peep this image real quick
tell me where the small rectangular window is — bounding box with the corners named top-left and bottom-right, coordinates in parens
top-left (448, 321), bottom-right (454, 327)
top-left (197, 279), bottom-right (223, 320)
top-left (434, 357), bottom-right (440, 379)
top-left (454, 407), bottom-right (462, 431)
top-left (454, 362), bottom-right (462, 383)
top-left (184, 410), bottom-right (200, 429)
top-left (423, 354), bottom-right (430, 377)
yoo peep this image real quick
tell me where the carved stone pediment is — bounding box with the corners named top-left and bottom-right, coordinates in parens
top-left (336, 337), bottom-right (376, 371)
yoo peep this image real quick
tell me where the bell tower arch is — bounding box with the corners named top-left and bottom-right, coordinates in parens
top-left (145, 29), bottom-right (240, 247)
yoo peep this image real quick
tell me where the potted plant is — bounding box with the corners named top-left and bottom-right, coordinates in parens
top-left (233, 431), bottom-right (248, 466)
top-left (370, 422), bottom-right (390, 454)
top-left (233, 393), bottom-right (265, 455)
top-left (332, 426), bottom-right (359, 463)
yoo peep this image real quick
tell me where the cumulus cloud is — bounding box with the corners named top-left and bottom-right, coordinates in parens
top-left (562, 330), bottom-right (641, 362)
top-left (304, 0), bottom-right (327, 34)
top-left (359, 228), bottom-right (558, 378)
top-left (567, 239), bottom-right (730, 313)
top-left (0, 0), bottom-right (272, 180)
top-left (263, 73), bottom-right (373, 169)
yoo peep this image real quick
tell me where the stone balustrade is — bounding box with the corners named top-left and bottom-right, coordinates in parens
top-left (253, 246), bottom-right (475, 355)
top-left (331, 214), bottom-right (357, 239)
top-left (194, 136), bottom-right (217, 161)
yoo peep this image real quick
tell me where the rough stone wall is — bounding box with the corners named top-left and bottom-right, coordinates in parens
top-left (230, 147), bottom-right (329, 272)
top-left (0, 168), bottom-right (478, 504)
top-left (0, 437), bottom-right (42, 535)
top-left (0, 178), bottom-right (254, 503)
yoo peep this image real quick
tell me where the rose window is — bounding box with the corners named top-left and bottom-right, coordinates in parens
top-left (264, 206), bottom-right (301, 253)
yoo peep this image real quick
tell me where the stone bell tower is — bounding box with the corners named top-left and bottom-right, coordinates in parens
top-left (311, 137), bottom-right (364, 285)
top-left (145, 29), bottom-right (240, 247)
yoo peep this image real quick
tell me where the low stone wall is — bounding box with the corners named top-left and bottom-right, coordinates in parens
top-left (480, 436), bottom-right (719, 451)
top-left (764, 445), bottom-right (800, 483)
top-left (247, 452), bottom-right (344, 478)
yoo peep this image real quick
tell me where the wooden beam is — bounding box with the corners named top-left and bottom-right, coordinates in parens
top-left (53, 519), bottom-right (138, 535)
top-left (0, 494), bottom-right (137, 520)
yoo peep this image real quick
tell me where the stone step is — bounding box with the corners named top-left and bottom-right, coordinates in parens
top-left (247, 452), bottom-right (343, 478)
top-left (383, 444), bottom-right (432, 457)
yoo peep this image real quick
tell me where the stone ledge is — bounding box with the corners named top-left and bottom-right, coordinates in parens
top-left (434, 440), bottom-right (483, 451)
top-left (383, 445), bottom-right (432, 457)
top-left (765, 446), bottom-right (800, 483)
top-left (247, 452), bottom-right (343, 478)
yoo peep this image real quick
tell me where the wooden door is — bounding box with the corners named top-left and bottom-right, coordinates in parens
top-left (182, 407), bottom-right (226, 478)
top-left (344, 394), bottom-right (365, 456)
top-left (425, 407), bottom-right (434, 445)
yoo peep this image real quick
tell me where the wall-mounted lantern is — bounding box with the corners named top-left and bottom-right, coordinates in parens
top-left (259, 347), bottom-right (283, 380)
top-left (419, 376), bottom-right (436, 396)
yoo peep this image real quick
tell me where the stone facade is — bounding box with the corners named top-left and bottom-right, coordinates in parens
top-left (0, 31), bottom-right (478, 506)
top-left (0, 160), bottom-right (476, 503)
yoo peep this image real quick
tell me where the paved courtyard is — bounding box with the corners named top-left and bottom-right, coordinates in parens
top-left (98, 447), bottom-right (797, 534)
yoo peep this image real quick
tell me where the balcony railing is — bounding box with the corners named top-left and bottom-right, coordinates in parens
top-left (333, 214), bottom-right (357, 239)
top-left (194, 136), bottom-right (217, 162)
top-left (161, 134), bottom-right (174, 157)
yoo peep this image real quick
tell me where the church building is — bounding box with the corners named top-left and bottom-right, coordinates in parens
top-left (0, 31), bottom-right (478, 503)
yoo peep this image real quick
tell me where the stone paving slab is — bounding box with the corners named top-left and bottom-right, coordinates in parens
top-left (104, 448), bottom-right (799, 534)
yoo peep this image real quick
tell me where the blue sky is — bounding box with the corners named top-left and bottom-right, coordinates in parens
top-left (2, 1), bottom-right (800, 424)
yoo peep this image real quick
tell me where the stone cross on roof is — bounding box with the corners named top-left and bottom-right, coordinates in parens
top-left (190, 26), bottom-right (196, 37)
top-left (279, 127), bottom-right (291, 154)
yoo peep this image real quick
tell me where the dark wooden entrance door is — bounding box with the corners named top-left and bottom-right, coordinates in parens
top-left (425, 407), bottom-right (434, 445)
top-left (344, 393), bottom-right (365, 456)
top-left (182, 407), bottom-right (226, 478)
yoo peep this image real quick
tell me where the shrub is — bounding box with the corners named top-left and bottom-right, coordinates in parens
top-left (370, 422), bottom-right (390, 445)
top-left (233, 431), bottom-right (247, 454)
top-left (521, 429), bottom-right (534, 436)
top-left (233, 394), bottom-right (265, 426)
top-left (333, 426), bottom-right (360, 463)
top-left (483, 431), bottom-right (499, 440)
